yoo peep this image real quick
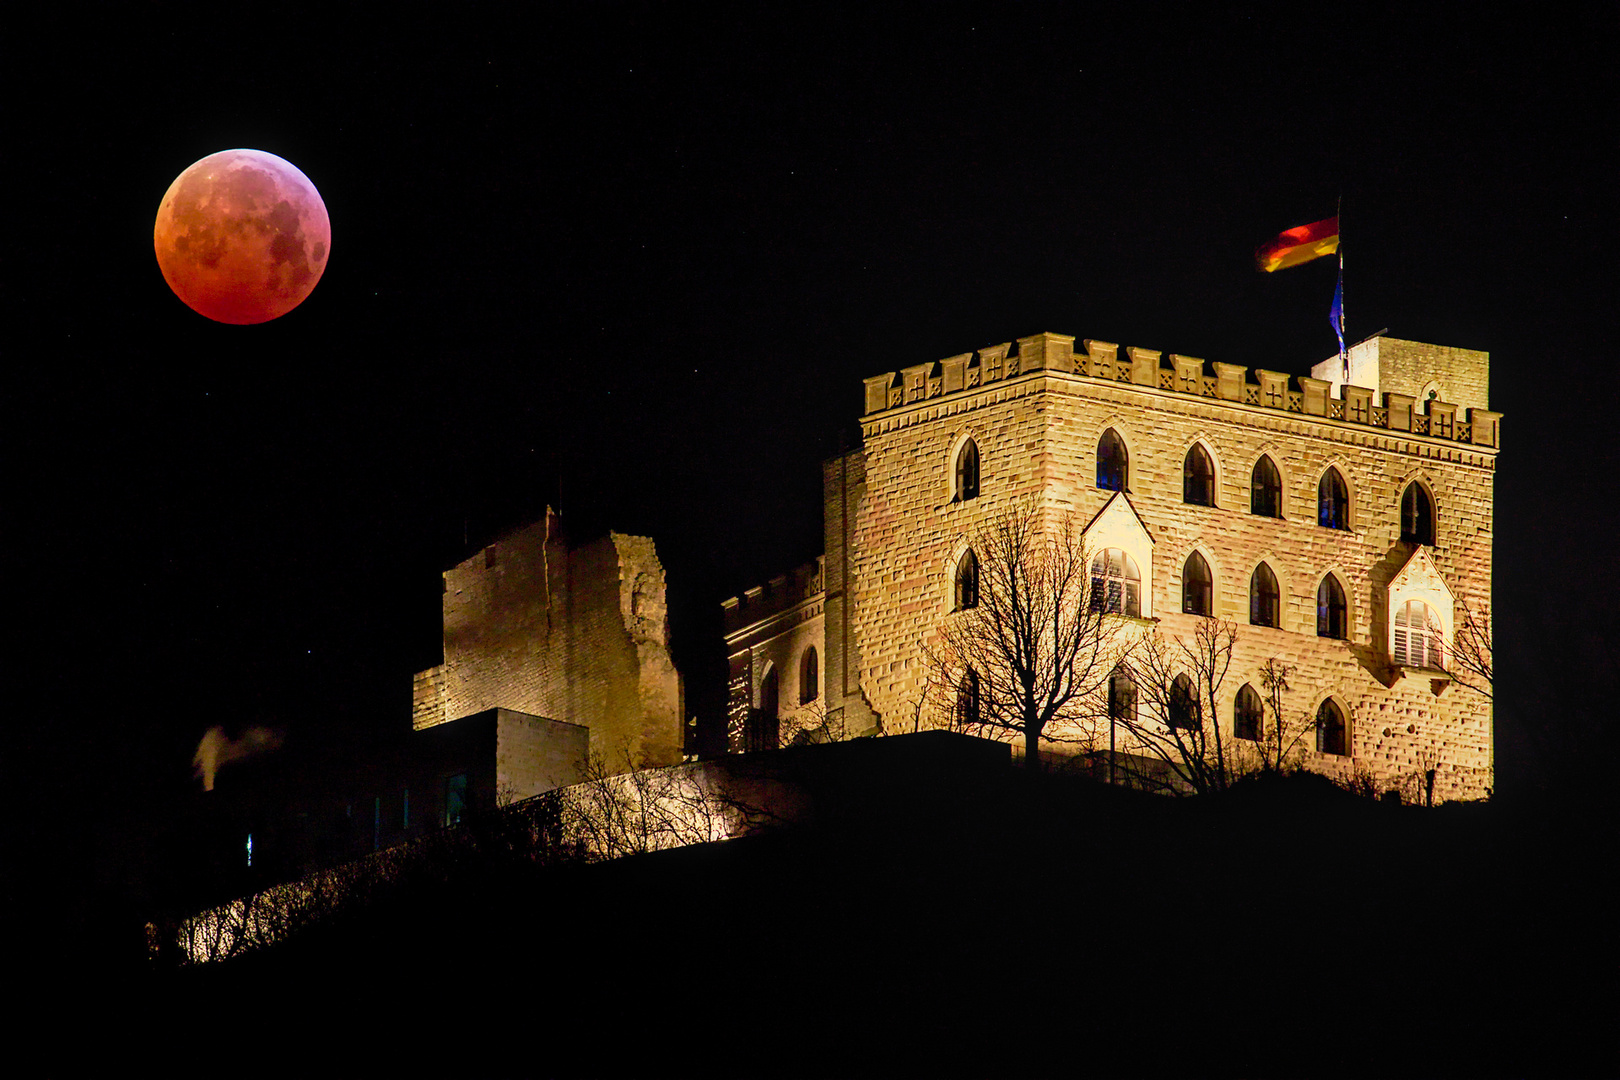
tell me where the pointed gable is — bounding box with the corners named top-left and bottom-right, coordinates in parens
top-left (1386, 545), bottom-right (1456, 655)
top-left (1081, 492), bottom-right (1156, 618)
top-left (1082, 491), bottom-right (1154, 545)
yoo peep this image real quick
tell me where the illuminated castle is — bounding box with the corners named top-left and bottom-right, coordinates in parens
top-left (725, 332), bottom-right (1498, 801)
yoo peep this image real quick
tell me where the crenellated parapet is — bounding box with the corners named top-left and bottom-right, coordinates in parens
top-left (861, 331), bottom-right (1502, 449)
top-left (722, 556), bottom-right (826, 637)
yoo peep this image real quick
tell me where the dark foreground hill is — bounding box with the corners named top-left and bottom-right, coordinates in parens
top-left (60, 738), bottom-right (1620, 1076)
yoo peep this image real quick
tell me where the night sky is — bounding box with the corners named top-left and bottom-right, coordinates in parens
top-left (10, 7), bottom-right (1616, 894)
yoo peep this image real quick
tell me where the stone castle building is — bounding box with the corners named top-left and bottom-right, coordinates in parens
top-left (725, 331), bottom-right (1499, 801)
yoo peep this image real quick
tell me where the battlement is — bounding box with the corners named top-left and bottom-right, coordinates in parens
top-left (722, 556), bottom-right (826, 637)
top-left (861, 331), bottom-right (1501, 450)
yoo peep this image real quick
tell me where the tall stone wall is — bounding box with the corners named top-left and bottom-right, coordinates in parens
top-left (841, 332), bottom-right (1496, 801)
top-left (822, 451), bottom-right (877, 737)
top-left (412, 511), bottom-right (683, 772)
top-left (722, 559), bottom-right (829, 751)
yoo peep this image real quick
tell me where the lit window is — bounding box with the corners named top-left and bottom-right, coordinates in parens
top-left (1400, 483), bottom-right (1435, 545)
top-left (1182, 551), bottom-right (1213, 616)
top-left (1234, 685), bottom-right (1263, 741)
top-left (1316, 575), bottom-right (1347, 639)
top-left (1251, 456), bottom-right (1282, 517)
top-left (955, 438), bottom-right (980, 501)
top-left (1097, 429), bottom-right (1128, 491)
top-left (799, 647), bottom-right (819, 704)
top-left (1249, 563), bottom-right (1280, 628)
top-left (1089, 549), bottom-right (1141, 617)
top-left (1316, 699), bottom-right (1348, 756)
top-left (954, 549), bottom-right (980, 611)
top-left (1183, 445), bottom-right (1216, 506)
top-left (1318, 468), bottom-right (1350, 530)
top-left (1169, 675), bottom-right (1200, 729)
top-left (1393, 599), bottom-right (1445, 670)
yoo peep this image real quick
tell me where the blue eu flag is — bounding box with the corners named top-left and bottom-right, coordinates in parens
top-left (1329, 271), bottom-right (1345, 356)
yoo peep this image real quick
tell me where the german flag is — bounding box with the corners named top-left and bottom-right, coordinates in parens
top-left (1255, 215), bottom-right (1339, 272)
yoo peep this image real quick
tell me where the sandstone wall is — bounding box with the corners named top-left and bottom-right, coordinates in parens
top-left (412, 511), bottom-right (683, 771)
top-left (844, 333), bottom-right (1495, 801)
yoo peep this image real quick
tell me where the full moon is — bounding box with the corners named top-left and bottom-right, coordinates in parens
top-left (154, 149), bottom-right (331, 324)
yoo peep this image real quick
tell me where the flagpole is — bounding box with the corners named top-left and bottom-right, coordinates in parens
top-left (1338, 195), bottom-right (1348, 382)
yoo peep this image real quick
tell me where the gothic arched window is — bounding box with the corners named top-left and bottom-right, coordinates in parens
top-left (750, 665), bottom-right (780, 752)
top-left (956, 668), bottom-right (982, 728)
top-left (1097, 429), bottom-right (1128, 491)
top-left (955, 438), bottom-right (980, 502)
top-left (1169, 675), bottom-right (1200, 729)
top-left (1318, 468), bottom-right (1350, 530)
top-left (954, 549), bottom-right (980, 611)
top-left (1108, 666), bottom-right (1136, 724)
top-left (1089, 549), bottom-right (1141, 617)
top-left (1182, 551), bottom-right (1213, 616)
top-left (799, 646), bottom-right (819, 704)
top-left (1234, 684), bottom-right (1263, 741)
top-left (1393, 600), bottom-right (1446, 670)
top-left (1183, 444), bottom-right (1216, 506)
top-left (1250, 563), bottom-right (1280, 628)
top-left (1251, 456), bottom-right (1282, 517)
top-left (1316, 699), bottom-right (1348, 756)
top-left (1400, 482), bottom-right (1435, 545)
top-left (1317, 575), bottom-right (1347, 639)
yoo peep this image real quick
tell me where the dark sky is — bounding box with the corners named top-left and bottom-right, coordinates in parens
top-left (9, 5), bottom-right (1616, 861)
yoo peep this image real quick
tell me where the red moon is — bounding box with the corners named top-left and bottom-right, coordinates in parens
top-left (154, 149), bottom-right (331, 324)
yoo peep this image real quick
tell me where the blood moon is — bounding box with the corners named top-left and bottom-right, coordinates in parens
top-left (154, 149), bottom-right (331, 324)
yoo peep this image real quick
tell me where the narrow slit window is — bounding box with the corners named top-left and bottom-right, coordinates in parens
top-left (1316, 575), bottom-right (1347, 639)
top-left (1182, 551), bottom-right (1212, 616)
top-left (1097, 429), bottom-right (1128, 491)
top-left (955, 549), bottom-right (980, 611)
top-left (1251, 457), bottom-right (1282, 517)
top-left (1400, 483), bottom-right (1435, 545)
top-left (1318, 469), bottom-right (1350, 530)
top-left (1316, 699), bottom-right (1348, 756)
top-left (1234, 685), bottom-right (1263, 741)
top-left (955, 439), bottom-right (980, 501)
top-left (1183, 445), bottom-right (1216, 506)
top-left (1250, 563), bottom-right (1280, 628)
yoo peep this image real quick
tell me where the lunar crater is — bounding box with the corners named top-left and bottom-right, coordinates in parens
top-left (154, 149), bottom-right (330, 324)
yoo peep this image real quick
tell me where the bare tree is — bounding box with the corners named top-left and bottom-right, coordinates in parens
top-left (778, 699), bottom-right (852, 748)
top-left (557, 748), bottom-right (793, 859)
top-left (929, 502), bottom-right (1129, 770)
top-left (1447, 599), bottom-right (1493, 702)
top-left (1248, 659), bottom-right (1320, 775)
top-left (1115, 618), bottom-right (1239, 794)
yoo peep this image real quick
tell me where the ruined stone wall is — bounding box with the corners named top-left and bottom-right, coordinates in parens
top-left (848, 332), bottom-right (1495, 800)
top-left (412, 511), bottom-right (683, 772)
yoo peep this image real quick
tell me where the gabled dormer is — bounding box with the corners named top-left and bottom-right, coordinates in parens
top-left (1386, 546), bottom-right (1456, 677)
top-left (1081, 492), bottom-right (1156, 619)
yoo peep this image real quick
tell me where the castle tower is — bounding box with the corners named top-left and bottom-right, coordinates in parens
top-left (413, 509), bottom-right (685, 771)
top-left (821, 331), bottom-right (1497, 800)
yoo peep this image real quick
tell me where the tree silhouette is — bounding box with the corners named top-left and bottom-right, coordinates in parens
top-left (929, 503), bottom-right (1129, 769)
